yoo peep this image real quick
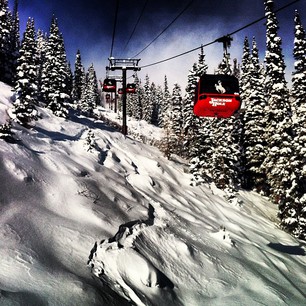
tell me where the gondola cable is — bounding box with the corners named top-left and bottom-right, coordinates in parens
top-left (140, 0), bottom-right (300, 69)
top-left (124, 0), bottom-right (149, 51)
top-left (132, 0), bottom-right (195, 58)
top-left (109, 0), bottom-right (120, 58)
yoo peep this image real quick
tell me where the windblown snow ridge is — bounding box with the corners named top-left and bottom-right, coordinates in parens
top-left (88, 202), bottom-right (176, 306)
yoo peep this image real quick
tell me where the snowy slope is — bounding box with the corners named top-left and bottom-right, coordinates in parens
top-left (0, 81), bottom-right (306, 306)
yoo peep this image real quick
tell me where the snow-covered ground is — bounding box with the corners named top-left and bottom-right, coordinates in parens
top-left (0, 81), bottom-right (306, 306)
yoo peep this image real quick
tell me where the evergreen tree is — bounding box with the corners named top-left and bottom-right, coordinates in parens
top-left (126, 88), bottom-right (133, 117)
top-left (170, 83), bottom-right (183, 136)
top-left (150, 82), bottom-right (159, 125)
top-left (153, 85), bottom-right (163, 126)
top-left (0, 0), bottom-right (12, 84)
top-left (12, 17), bottom-right (38, 125)
top-left (41, 16), bottom-right (70, 118)
top-left (66, 61), bottom-right (73, 105)
top-left (261, 0), bottom-right (293, 203)
top-left (159, 109), bottom-right (176, 160)
top-left (197, 45), bottom-right (207, 77)
top-left (264, 0), bottom-right (287, 99)
top-left (36, 29), bottom-right (47, 101)
top-left (159, 82), bottom-right (181, 159)
top-left (142, 74), bottom-right (153, 123)
top-left (241, 37), bottom-right (267, 191)
top-left (232, 58), bottom-right (240, 79)
top-left (9, 0), bottom-right (19, 82)
top-left (158, 75), bottom-right (171, 127)
top-left (73, 49), bottom-right (85, 103)
top-left (79, 63), bottom-right (100, 117)
top-left (210, 118), bottom-right (241, 196)
top-left (278, 10), bottom-right (306, 240)
top-left (240, 37), bottom-right (252, 104)
top-left (291, 10), bottom-right (306, 119)
top-left (5, 0), bottom-right (19, 85)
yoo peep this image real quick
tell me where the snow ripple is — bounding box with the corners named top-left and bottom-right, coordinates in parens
top-left (88, 203), bottom-right (176, 306)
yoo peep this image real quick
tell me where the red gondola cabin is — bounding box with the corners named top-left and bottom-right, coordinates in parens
top-left (117, 84), bottom-right (136, 94)
top-left (102, 78), bottom-right (116, 92)
top-left (194, 74), bottom-right (241, 118)
top-left (126, 83), bottom-right (136, 94)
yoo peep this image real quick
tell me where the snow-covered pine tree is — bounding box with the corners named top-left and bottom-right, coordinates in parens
top-left (291, 10), bottom-right (306, 120)
top-left (8, 0), bottom-right (20, 85)
top-left (158, 83), bottom-right (181, 160)
top-left (170, 83), bottom-right (183, 136)
top-left (232, 58), bottom-right (240, 79)
top-left (142, 74), bottom-right (153, 123)
top-left (79, 63), bottom-right (100, 117)
top-left (236, 37), bottom-right (251, 189)
top-left (261, 0), bottom-right (293, 203)
top-left (197, 45), bottom-right (207, 77)
top-left (240, 37), bottom-right (252, 105)
top-left (12, 17), bottom-right (38, 126)
top-left (241, 37), bottom-right (267, 191)
top-left (73, 50), bottom-right (85, 103)
top-left (41, 16), bottom-right (70, 118)
top-left (126, 87), bottom-right (133, 117)
top-left (152, 85), bottom-right (163, 126)
top-left (264, 0), bottom-right (287, 99)
top-left (149, 81), bottom-right (158, 125)
top-left (66, 61), bottom-right (73, 106)
top-left (150, 82), bottom-right (161, 126)
top-left (208, 115), bottom-right (242, 198)
top-left (0, 0), bottom-right (12, 84)
top-left (158, 75), bottom-right (171, 127)
top-left (36, 29), bottom-right (47, 102)
top-left (278, 10), bottom-right (306, 240)
top-left (183, 62), bottom-right (198, 147)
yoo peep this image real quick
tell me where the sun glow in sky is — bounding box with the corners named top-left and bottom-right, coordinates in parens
top-left (12, 0), bottom-right (306, 90)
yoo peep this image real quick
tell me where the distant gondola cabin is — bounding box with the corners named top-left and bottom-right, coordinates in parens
top-left (126, 83), bottom-right (136, 94)
top-left (194, 74), bottom-right (241, 118)
top-left (102, 78), bottom-right (116, 92)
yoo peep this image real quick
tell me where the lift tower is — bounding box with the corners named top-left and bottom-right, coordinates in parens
top-left (108, 58), bottom-right (141, 136)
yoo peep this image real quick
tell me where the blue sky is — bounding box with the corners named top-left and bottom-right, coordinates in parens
top-left (11, 0), bottom-right (306, 89)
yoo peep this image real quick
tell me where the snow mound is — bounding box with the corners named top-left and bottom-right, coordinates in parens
top-left (88, 203), bottom-right (176, 306)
